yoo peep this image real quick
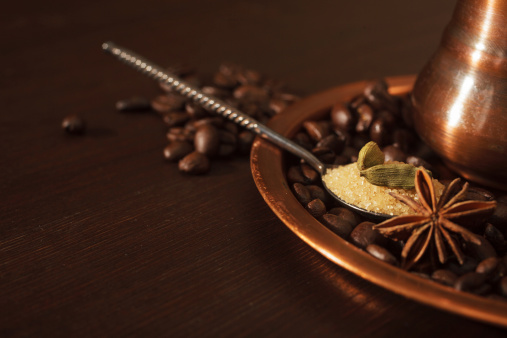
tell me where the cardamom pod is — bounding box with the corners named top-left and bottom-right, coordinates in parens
top-left (360, 163), bottom-right (430, 189)
top-left (357, 141), bottom-right (385, 171)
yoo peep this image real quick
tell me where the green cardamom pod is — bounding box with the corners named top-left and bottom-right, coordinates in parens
top-left (360, 163), bottom-right (431, 189)
top-left (357, 141), bottom-right (385, 171)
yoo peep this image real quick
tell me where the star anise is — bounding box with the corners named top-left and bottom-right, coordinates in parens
top-left (373, 169), bottom-right (497, 270)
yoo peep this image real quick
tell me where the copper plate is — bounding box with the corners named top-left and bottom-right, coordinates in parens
top-left (250, 75), bottom-right (507, 327)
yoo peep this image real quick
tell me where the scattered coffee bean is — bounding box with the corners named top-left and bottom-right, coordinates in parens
top-left (194, 124), bottom-right (220, 157)
top-left (300, 163), bottom-right (319, 183)
top-left (163, 141), bottom-right (193, 162)
top-left (331, 103), bottom-right (356, 132)
top-left (431, 269), bottom-right (458, 286)
top-left (303, 121), bottom-right (330, 142)
top-left (327, 207), bottom-right (359, 228)
top-left (383, 145), bottom-right (406, 163)
top-left (350, 221), bottom-right (384, 249)
top-left (306, 199), bottom-right (326, 218)
top-left (306, 185), bottom-right (329, 205)
top-left (293, 183), bottom-right (311, 205)
top-left (115, 96), bottom-right (152, 112)
top-left (151, 93), bottom-right (186, 113)
top-left (366, 244), bottom-right (398, 266)
top-left (454, 272), bottom-right (488, 293)
top-left (178, 151), bottom-right (210, 174)
top-left (476, 257), bottom-right (500, 275)
top-left (355, 103), bottom-right (374, 133)
top-left (322, 213), bottom-right (353, 238)
top-left (62, 114), bottom-right (86, 135)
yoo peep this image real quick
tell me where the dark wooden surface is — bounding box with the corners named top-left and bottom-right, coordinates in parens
top-left (2, 0), bottom-right (506, 336)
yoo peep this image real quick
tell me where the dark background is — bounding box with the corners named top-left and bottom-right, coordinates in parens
top-left (3, 0), bottom-right (506, 336)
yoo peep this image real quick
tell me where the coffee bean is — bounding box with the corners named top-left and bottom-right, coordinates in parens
top-left (233, 85), bottom-right (269, 104)
top-left (331, 103), bottom-right (356, 132)
top-left (191, 117), bottom-right (224, 129)
top-left (476, 257), bottom-right (500, 275)
top-left (454, 272), bottom-right (488, 293)
top-left (311, 146), bottom-right (336, 164)
top-left (392, 128), bottom-right (415, 153)
top-left (303, 121), bottom-right (331, 142)
top-left (306, 199), bottom-right (326, 218)
top-left (489, 200), bottom-right (507, 231)
top-left (316, 134), bottom-right (345, 155)
top-left (163, 140), bottom-right (193, 161)
top-left (350, 134), bottom-right (369, 152)
top-left (194, 124), bottom-right (220, 157)
top-left (366, 244), bottom-right (398, 266)
top-left (446, 257), bottom-right (479, 275)
top-left (327, 207), bottom-right (360, 228)
top-left (201, 85), bottom-right (231, 99)
top-left (213, 71), bottom-right (238, 88)
top-left (162, 112), bottom-right (190, 127)
top-left (237, 68), bottom-right (262, 85)
top-left (185, 102), bottom-right (207, 119)
top-left (300, 163), bottom-right (319, 184)
top-left (178, 151), bottom-right (210, 174)
top-left (466, 186), bottom-right (495, 201)
top-left (151, 94), bottom-right (186, 113)
top-left (484, 223), bottom-right (507, 252)
top-left (350, 221), bottom-right (385, 249)
top-left (355, 103), bottom-right (374, 133)
top-left (287, 165), bottom-right (305, 184)
top-left (115, 96), bottom-right (152, 112)
top-left (406, 156), bottom-right (433, 172)
top-left (62, 114), bottom-right (86, 135)
top-left (306, 185), bottom-right (329, 205)
top-left (269, 98), bottom-right (288, 114)
top-left (383, 145), bottom-right (406, 163)
top-left (431, 269), bottom-right (458, 286)
top-left (293, 183), bottom-right (311, 205)
top-left (465, 236), bottom-right (497, 260)
top-left (322, 213), bottom-right (353, 238)
top-left (167, 127), bottom-right (194, 142)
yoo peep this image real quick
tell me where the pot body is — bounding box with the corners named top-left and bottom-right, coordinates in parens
top-left (412, 0), bottom-right (507, 190)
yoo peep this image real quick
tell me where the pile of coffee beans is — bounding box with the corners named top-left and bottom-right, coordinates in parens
top-left (287, 79), bottom-right (507, 300)
top-left (115, 63), bottom-right (299, 174)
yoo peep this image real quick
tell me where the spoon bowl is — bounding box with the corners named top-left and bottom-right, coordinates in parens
top-left (102, 41), bottom-right (392, 221)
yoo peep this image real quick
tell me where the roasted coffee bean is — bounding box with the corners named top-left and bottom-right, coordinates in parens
top-left (178, 151), bottom-right (210, 174)
top-left (300, 163), bottom-right (319, 183)
top-left (366, 244), bottom-right (398, 266)
top-left (322, 213), bottom-right (353, 238)
top-left (213, 71), bottom-right (238, 88)
top-left (237, 130), bottom-right (255, 154)
top-left (355, 103), bottom-right (374, 133)
top-left (233, 84), bottom-right (269, 104)
top-left (191, 117), bottom-right (224, 129)
top-left (349, 95), bottom-right (365, 110)
top-left (275, 92), bottom-right (300, 103)
top-left (484, 223), bottom-right (507, 252)
top-left (331, 103), bottom-right (357, 132)
top-left (218, 130), bottom-right (237, 157)
top-left (62, 114), bottom-right (86, 135)
top-left (350, 221), bottom-right (385, 249)
top-left (489, 200), bottom-right (507, 231)
top-left (185, 102), bottom-right (207, 119)
top-left (167, 127), bottom-right (194, 142)
top-left (431, 269), bottom-right (458, 286)
top-left (269, 98), bottom-right (288, 114)
top-left (287, 165), bottom-right (305, 184)
top-left (406, 155), bottom-right (433, 172)
top-left (162, 112), bottom-right (190, 127)
top-left (306, 199), bottom-right (326, 218)
top-left (293, 183), bottom-right (311, 205)
top-left (303, 121), bottom-right (331, 142)
top-left (370, 117), bottom-right (393, 146)
top-left (383, 145), bottom-right (406, 163)
top-left (311, 146), bottom-right (336, 164)
top-left (466, 186), bottom-right (495, 201)
top-left (476, 257), bottom-right (500, 275)
top-left (327, 207), bottom-right (360, 228)
top-left (306, 185), bottom-right (329, 205)
top-left (392, 128), bottom-right (415, 153)
top-left (163, 141), bottom-right (193, 161)
top-left (454, 272), bottom-right (488, 293)
top-left (151, 94), bottom-right (186, 113)
top-left (350, 134), bottom-right (369, 152)
top-left (316, 134), bottom-right (345, 154)
top-left (364, 80), bottom-right (398, 112)
top-left (237, 68), bottom-right (262, 85)
top-left (446, 257), bottom-right (479, 275)
top-left (465, 236), bottom-right (497, 260)
top-left (115, 96), bottom-right (152, 112)
top-left (201, 85), bottom-right (231, 99)
top-left (194, 124), bottom-right (220, 157)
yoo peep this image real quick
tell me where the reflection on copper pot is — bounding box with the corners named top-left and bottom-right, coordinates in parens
top-left (412, 0), bottom-right (507, 190)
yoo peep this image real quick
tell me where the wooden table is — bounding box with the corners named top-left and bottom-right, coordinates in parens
top-left (2, 0), bottom-right (506, 336)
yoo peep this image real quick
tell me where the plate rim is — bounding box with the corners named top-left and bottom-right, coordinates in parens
top-left (250, 75), bottom-right (507, 328)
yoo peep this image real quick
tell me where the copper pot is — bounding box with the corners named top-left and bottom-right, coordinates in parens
top-left (412, 0), bottom-right (507, 190)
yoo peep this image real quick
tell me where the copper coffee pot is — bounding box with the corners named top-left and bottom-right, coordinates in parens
top-left (412, 0), bottom-right (506, 190)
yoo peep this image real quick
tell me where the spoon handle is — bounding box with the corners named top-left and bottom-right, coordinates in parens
top-left (102, 42), bottom-right (325, 175)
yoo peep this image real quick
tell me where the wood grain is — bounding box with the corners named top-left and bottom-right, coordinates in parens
top-left (2, 0), bottom-right (506, 336)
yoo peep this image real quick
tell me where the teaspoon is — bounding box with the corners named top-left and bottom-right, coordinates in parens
top-left (102, 41), bottom-right (391, 221)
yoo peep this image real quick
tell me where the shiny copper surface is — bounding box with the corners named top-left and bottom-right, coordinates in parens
top-left (412, 0), bottom-right (507, 190)
top-left (251, 76), bottom-right (507, 327)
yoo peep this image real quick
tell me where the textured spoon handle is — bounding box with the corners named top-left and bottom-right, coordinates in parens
top-left (102, 42), bottom-right (324, 174)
